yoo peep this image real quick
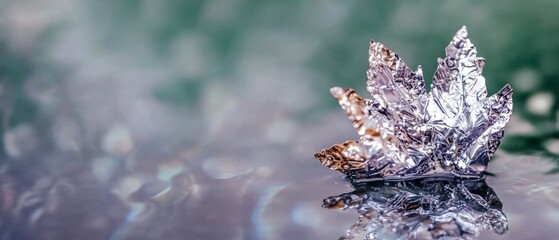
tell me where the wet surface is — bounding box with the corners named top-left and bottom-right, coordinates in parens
top-left (1, 122), bottom-right (559, 240)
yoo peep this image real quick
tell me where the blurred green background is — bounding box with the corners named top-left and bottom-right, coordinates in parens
top-left (1, 0), bottom-right (558, 165)
top-left (1, 1), bottom-right (559, 239)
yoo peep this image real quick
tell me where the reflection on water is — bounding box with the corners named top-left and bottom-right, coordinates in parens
top-left (323, 178), bottom-right (507, 240)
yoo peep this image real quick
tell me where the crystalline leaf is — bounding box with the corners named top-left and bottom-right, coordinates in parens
top-left (314, 26), bottom-right (513, 179)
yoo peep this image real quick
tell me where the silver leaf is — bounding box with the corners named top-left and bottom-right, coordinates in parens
top-left (314, 26), bottom-right (513, 179)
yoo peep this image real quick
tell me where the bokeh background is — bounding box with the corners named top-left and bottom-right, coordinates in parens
top-left (0, 1), bottom-right (559, 239)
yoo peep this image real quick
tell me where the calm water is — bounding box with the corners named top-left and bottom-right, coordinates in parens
top-left (1, 116), bottom-right (558, 239)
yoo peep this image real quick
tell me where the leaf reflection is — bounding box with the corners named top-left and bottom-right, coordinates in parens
top-left (323, 178), bottom-right (507, 240)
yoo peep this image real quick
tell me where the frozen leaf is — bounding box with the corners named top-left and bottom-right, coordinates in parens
top-left (315, 26), bottom-right (513, 179)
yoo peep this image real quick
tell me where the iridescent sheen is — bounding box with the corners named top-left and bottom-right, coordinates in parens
top-left (315, 26), bottom-right (513, 179)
